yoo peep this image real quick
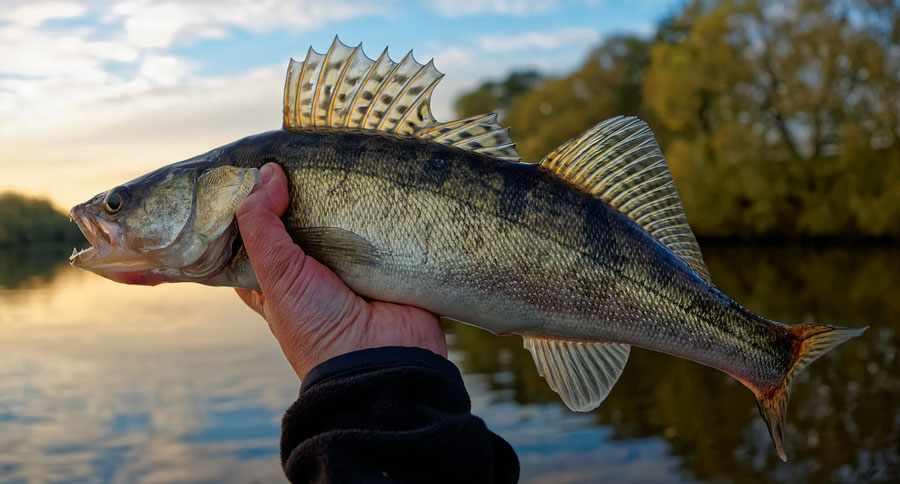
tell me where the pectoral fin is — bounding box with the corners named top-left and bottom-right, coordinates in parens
top-left (523, 336), bottom-right (630, 411)
top-left (195, 165), bottom-right (259, 239)
top-left (287, 226), bottom-right (381, 273)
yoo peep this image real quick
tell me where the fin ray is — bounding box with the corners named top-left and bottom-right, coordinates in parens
top-left (540, 116), bottom-right (712, 283)
top-left (286, 226), bottom-right (380, 274)
top-left (418, 113), bottom-right (521, 161)
top-left (523, 337), bottom-right (630, 412)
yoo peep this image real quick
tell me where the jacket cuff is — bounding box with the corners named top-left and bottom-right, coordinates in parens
top-left (300, 346), bottom-right (459, 394)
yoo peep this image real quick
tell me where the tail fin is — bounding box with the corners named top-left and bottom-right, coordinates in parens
top-left (756, 323), bottom-right (867, 461)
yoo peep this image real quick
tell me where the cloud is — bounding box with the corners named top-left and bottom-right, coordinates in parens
top-left (139, 54), bottom-right (191, 86)
top-left (478, 27), bottom-right (603, 53)
top-left (430, 0), bottom-right (557, 17)
top-left (110, 0), bottom-right (382, 49)
top-left (1, 0), bottom-right (87, 27)
top-left (0, 0), bottom-right (380, 136)
top-left (0, 24), bottom-right (138, 79)
top-left (422, 37), bottom-right (589, 122)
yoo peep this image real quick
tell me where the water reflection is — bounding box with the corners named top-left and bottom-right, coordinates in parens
top-left (0, 245), bottom-right (897, 483)
top-left (0, 244), bottom-right (73, 289)
top-left (0, 249), bottom-right (298, 483)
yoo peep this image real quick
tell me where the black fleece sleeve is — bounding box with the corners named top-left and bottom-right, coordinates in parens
top-left (280, 346), bottom-right (520, 484)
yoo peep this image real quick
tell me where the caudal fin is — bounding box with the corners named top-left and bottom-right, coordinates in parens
top-left (756, 323), bottom-right (867, 461)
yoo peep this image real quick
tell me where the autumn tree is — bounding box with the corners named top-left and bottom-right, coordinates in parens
top-left (504, 35), bottom-right (656, 162)
top-left (644, 0), bottom-right (900, 237)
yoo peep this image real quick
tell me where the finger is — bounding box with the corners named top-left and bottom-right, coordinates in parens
top-left (236, 163), bottom-right (306, 293)
top-left (235, 288), bottom-right (265, 316)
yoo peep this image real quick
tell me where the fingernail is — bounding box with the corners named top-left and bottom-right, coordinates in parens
top-left (260, 164), bottom-right (274, 184)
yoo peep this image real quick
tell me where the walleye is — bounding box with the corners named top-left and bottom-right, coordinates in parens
top-left (69, 38), bottom-right (865, 461)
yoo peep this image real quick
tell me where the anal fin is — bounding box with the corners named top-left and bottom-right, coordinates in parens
top-left (523, 337), bottom-right (630, 411)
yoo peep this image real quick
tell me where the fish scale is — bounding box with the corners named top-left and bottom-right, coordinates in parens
top-left (68, 38), bottom-right (866, 462)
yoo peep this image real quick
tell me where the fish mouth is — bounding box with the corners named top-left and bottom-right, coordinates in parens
top-left (69, 206), bottom-right (114, 267)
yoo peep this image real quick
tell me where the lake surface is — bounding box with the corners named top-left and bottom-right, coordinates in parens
top-left (0, 244), bottom-right (897, 483)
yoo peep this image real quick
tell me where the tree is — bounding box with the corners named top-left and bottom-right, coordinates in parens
top-left (0, 192), bottom-right (83, 247)
top-left (643, 0), bottom-right (900, 237)
top-left (505, 35), bottom-right (656, 162)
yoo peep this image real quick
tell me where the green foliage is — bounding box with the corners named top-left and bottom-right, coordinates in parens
top-left (644, 0), bottom-right (900, 238)
top-left (454, 0), bottom-right (900, 238)
top-left (506, 35), bottom-right (658, 162)
top-left (0, 192), bottom-right (84, 247)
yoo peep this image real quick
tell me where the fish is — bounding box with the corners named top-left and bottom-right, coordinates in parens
top-left (69, 37), bottom-right (865, 461)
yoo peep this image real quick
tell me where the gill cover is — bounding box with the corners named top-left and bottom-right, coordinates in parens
top-left (179, 165), bottom-right (259, 279)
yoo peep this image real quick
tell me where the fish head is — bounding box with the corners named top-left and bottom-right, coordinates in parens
top-left (69, 158), bottom-right (259, 286)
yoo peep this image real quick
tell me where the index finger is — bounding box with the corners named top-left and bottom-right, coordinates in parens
top-left (235, 163), bottom-right (306, 294)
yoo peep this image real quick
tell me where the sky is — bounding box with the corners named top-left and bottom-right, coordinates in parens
top-left (0, 0), bottom-right (679, 210)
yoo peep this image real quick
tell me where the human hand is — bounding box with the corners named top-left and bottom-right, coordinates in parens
top-left (234, 163), bottom-right (447, 379)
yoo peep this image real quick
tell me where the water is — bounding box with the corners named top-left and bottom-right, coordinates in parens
top-left (0, 244), bottom-right (897, 483)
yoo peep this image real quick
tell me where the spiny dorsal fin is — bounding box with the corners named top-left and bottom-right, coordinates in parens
top-left (523, 337), bottom-right (630, 411)
top-left (283, 37), bottom-right (520, 161)
top-left (417, 113), bottom-right (520, 161)
top-left (540, 116), bottom-right (712, 284)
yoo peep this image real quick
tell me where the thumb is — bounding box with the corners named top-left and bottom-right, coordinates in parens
top-left (235, 163), bottom-right (305, 294)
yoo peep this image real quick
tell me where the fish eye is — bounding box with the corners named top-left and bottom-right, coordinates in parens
top-left (104, 189), bottom-right (125, 214)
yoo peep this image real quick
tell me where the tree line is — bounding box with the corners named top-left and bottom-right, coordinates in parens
top-left (0, 192), bottom-right (84, 248)
top-left (456, 0), bottom-right (900, 239)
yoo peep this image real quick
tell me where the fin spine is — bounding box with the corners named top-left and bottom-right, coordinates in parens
top-left (345, 47), bottom-right (388, 128)
top-left (296, 47), bottom-right (314, 127)
top-left (376, 55), bottom-right (426, 132)
top-left (328, 42), bottom-right (360, 126)
top-left (394, 74), bottom-right (442, 133)
top-left (362, 51), bottom-right (406, 129)
top-left (333, 43), bottom-right (363, 127)
top-left (312, 44), bottom-right (333, 127)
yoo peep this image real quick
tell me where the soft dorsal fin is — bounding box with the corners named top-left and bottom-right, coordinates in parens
top-left (540, 116), bottom-right (712, 284)
top-left (283, 37), bottom-right (521, 161)
top-left (523, 337), bottom-right (630, 411)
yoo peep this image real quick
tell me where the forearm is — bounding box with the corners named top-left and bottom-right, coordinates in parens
top-left (280, 346), bottom-right (519, 483)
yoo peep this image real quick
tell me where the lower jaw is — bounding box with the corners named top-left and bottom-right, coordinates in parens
top-left (93, 269), bottom-right (175, 286)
